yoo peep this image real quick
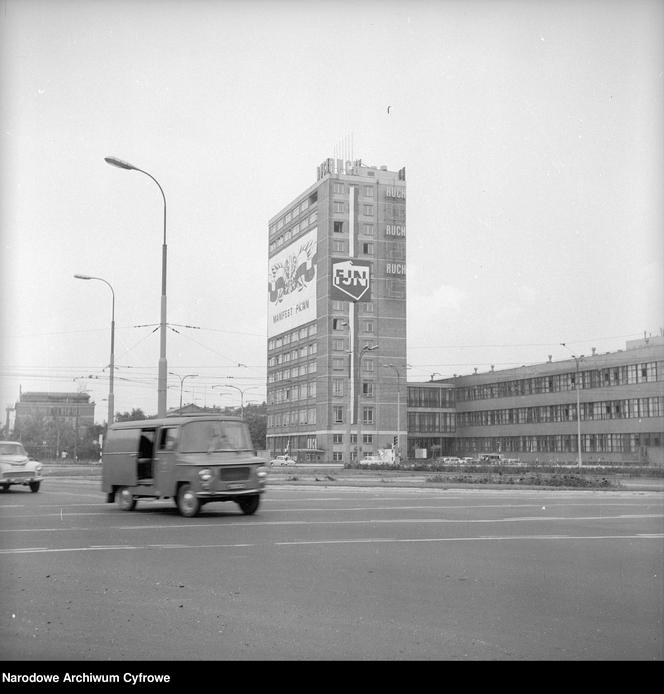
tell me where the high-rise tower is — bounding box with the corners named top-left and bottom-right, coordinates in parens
top-left (267, 158), bottom-right (406, 463)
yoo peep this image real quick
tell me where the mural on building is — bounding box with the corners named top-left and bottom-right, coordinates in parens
top-left (267, 228), bottom-right (317, 337)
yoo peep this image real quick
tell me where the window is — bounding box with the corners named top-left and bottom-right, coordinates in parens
top-left (363, 204), bottom-right (374, 216)
top-left (333, 379), bottom-right (344, 397)
top-left (333, 182), bottom-right (345, 194)
top-left (334, 407), bottom-right (344, 423)
top-left (334, 201), bottom-right (345, 214)
top-left (332, 301), bottom-right (345, 311)
top-left (333, 357), bottom-right (346, 371)
top-left (333, 240), bottom-right (345, 253)
top-left (333, 338), bottom-right (345, 351)
top-left (361, 302), bottom-right (374, 313)
top-left (362, 434), bottom-right (373, 444)
top-left (363, 321), bottom-right (375, 333)
top-left (362, 382), bottom-right (374, 397)
top-left (333, 434), bottom-right (343, 444)
top-left (364, 358), bottom-right (375, 372)
top-left (363, 224), bottom-right (374, 236)
top-left (363, 185), bottom-right (374, 198)
top-left (333, 318), bottom-right (347, 330)
top-left (334, 221), bottom-right (344, 234)
top-left (362, 242), bottom-right (374, 255)
top-left (362, 407), bottom-right (374, 424)
top-left (333, 452), bottom-right (344, 462)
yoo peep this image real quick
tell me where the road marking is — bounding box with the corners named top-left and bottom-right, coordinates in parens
top-left (0, 533), bottom-right (662, 555)
top-left (1, 512), bottom-right (662, 534)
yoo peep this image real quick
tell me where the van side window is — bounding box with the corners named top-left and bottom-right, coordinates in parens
top-left (159, 428), bottom-right (179, 451)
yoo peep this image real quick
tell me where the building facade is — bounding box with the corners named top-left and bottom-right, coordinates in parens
top-left (267, 158), bottom-right (407, 462)
top-left (411, 336), bottom-right (664, 465)
top-left (14, 391), bottom-right (95, 438)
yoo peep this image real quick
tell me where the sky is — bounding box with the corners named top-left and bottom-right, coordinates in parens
top-left (1, 0), bottom-right (662, 424)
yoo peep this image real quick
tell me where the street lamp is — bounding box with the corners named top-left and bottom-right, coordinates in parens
top-left (214, 383), bottom-right (260, 418)
top-left (169, 372), bottom-right (198, 410)
top-left (356, 344), bottom-right (379, 460)
top-left (74, 274), bottom-right (115, 428)
top-left (105, 156), bottom-right (168, 417)
top-left (561, 343), bottom-right (584, 468)
top-left (382, 363), bottom-right (402, 464)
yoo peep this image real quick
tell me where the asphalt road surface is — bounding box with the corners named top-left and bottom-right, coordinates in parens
top-left (1, 477), bottom-right (662, 661)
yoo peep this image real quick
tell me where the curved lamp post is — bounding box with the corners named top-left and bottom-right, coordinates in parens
top-left (169, 372), bottom-right (198, 410)
top-left (356, 344), bottom-right (378, 459)
top-left (214, 383), bottom-right (261, 419)
top-left (74, 274), bottom-right (115, 428)
top-left (561, 343), bottom-right (584, 468)
top-left (105, 156), bottom-right (168, 417)
top-left (382, 363), bottom-right (402, 464)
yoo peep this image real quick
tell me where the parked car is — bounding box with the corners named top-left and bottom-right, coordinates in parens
top-left (358, 455), bottom-right (383, 465)
top-left (269, 455), bottom-right (297, 466)
top-left (0, 441), bottom-right (43, 492)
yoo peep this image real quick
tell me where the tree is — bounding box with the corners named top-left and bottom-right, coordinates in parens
top-left (244, 402), bottom-right (266, 449)
top-left (115, 408), bottom-right (149, 422)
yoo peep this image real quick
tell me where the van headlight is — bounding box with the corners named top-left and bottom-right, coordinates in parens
top-left (198, 469), bottom-right (213, 482)
top-left (257, 466), bottom-right (268, 479)
top-left (36, 464), bottom-right (43, 473)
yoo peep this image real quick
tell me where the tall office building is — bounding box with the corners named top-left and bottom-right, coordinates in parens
top-left (267, 158), bottom-right (407, 463)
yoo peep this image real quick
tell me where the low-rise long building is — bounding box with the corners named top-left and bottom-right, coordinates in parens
top-left (408, 336), bottom-right (664, 465)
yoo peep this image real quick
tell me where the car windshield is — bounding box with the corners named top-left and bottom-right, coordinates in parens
top-left (179, 420), bottom-right (252, 453)
top-left (0, 442), bottom-right (26, 456)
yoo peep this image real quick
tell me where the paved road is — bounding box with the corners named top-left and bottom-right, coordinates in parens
top-left (1, 478), bottom-right (662, 661)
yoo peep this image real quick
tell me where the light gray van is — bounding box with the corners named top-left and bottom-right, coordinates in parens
top-left (101, 415), bottom-right (267, 517)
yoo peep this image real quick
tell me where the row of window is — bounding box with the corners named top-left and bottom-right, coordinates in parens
top-left (268, 409), bottom-right (317, 427)
top-left (268, 342), bottom-right (317, 367)
top-left (332, 356), bottom-right (375, 372)
top-left (271, 192), bottom-right (317, 235)
top-left (457, 397), bottom-right (663, 427)
top-left (269, 217), bottom-right (318, 254)
top-left (332, 318), bottom-right (375, 333)
top-left (333, 221), bottom-right (377, 236)
top-left (455, 432), bottom-right (661, 455)
top-left (332, 405), bottom-right (374, 424)
top-left (332, 433), bottom-right (373, 445)
top-left (408, 387), bottom-right (455, 409)
top-left (407, 412), bottom-right (456, 433)
top-left (267, 435), bottom-right (317, 452)
top-left (332, 182), bottom-right (375, 198)
top-left (457, 361), bottom-right (663, 401)
top-left (331, 380), bottom-right (376, 398)
top-left (267, 361), bottom-right (318, 383)
top-left (268, 323), bottom-right (317, 352)
top-left (268, 381), bottom-right (317, 404)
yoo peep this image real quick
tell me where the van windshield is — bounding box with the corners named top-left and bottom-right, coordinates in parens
top-left (179, 420), bottom-right (252, 453)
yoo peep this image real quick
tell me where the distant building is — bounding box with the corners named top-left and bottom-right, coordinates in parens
top-left (14, 392), bottom-right (95, 438)
top-left (413, 336), bottom-right (664, 465)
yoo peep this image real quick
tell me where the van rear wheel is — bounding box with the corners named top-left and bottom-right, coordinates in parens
top-left (116, 486), bottom-right (136, 511)
top-left (238, 494), bottom-right (260, 515)
top-left (177, 484), bottom-right (200, 518)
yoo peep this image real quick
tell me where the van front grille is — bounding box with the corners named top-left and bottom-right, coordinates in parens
top-left (219, 467), bottom-right (250, 482)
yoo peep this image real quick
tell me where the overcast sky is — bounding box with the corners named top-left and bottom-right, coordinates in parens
top-left (1, 0), bottom-right (662, 424)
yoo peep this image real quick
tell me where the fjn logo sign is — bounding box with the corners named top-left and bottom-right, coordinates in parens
top-left (331, 259), bottom-right (372, 302)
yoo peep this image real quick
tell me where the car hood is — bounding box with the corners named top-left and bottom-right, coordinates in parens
top-left (0, 455), bottom-right (29, 466)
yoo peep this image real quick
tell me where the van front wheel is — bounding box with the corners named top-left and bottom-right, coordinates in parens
top-left (116, 487), bottom-right (136, 511)
top-left (177, 484), bottom-right (200, 518)
top-left (238, 494), bottom-right (260, 515)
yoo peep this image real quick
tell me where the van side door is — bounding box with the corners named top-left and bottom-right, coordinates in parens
top-left (155, 425), bottom-right (179, 496)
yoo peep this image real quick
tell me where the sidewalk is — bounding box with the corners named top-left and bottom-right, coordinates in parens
top-left (40, 463), bottom-right (664, 491)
